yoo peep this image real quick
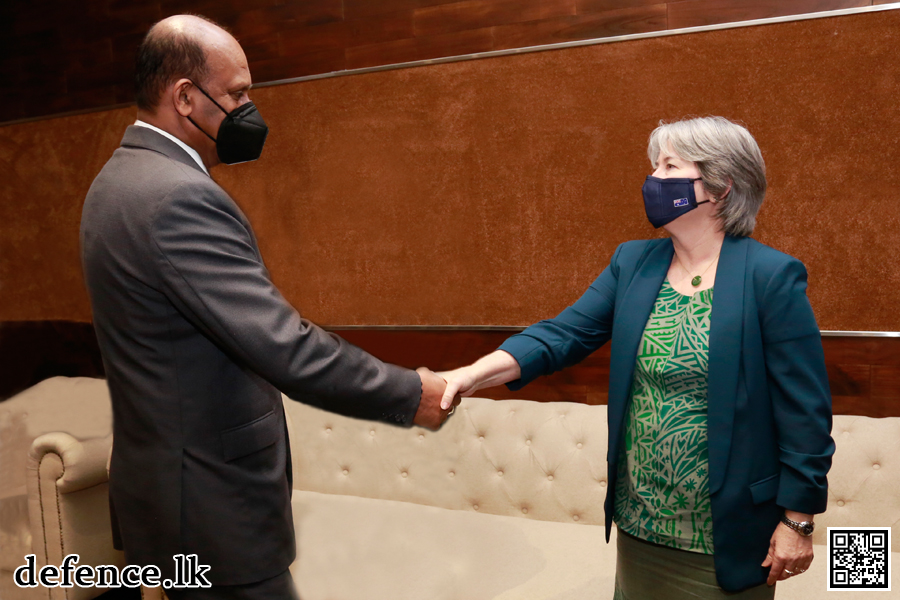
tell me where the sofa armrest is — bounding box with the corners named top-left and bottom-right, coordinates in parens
top-left (28, 433), bottom-right (112, 494)
top-left (25, 432), bottom-right (124, 600)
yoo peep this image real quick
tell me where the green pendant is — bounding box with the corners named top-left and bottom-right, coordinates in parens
top-left (691, 275), bottom-right (702, 287)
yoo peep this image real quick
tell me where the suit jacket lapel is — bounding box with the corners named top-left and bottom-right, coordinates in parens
top-left (120, 125), bottom-right (208, 175)
top-left (607, 239), bottom-right (673, 468)
top-left (707, 235), bottom-right (748, 495)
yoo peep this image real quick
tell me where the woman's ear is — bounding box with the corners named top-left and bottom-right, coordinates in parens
top-left (720, 180), bottom-right (734, 202)
top-left (710, 180), bottom-right (733, 204)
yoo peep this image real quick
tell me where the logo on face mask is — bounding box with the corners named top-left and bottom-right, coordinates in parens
top-left (186, 82), bottom-right (269, 165)
top-left (642, 176), bottom-right (710, 228)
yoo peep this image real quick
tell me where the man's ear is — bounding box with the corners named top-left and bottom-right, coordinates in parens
top-left (172, 78), bottom-right (194, 117)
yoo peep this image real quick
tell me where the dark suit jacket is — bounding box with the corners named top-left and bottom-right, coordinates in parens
top-left (80, 126), bottom-right (422, 585)
top-left (498, 235), bottom-right (835, 592)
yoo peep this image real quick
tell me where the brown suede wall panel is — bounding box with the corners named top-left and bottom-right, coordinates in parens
top-left (0, 108), bottom-right (135, 321)
top-left (1, 10), bottom-right (898, 329)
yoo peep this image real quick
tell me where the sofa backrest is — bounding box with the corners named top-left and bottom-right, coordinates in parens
top-left (283, 396), bottom-right (611, 527)
top-left (284, 398), bottom-right (900, 545)
top-left (821, 415), bottom-right (900, 551)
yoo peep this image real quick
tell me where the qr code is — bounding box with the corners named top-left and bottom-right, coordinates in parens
top-left (828, 527), bottom-right (891, 591)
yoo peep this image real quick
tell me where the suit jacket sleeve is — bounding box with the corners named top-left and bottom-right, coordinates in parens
top-left (498, 243), bottom-right (622, 390)
top-left (759, 257), bottom-right (835, 514)
top-left (150, 180), bottom-right (422, 426)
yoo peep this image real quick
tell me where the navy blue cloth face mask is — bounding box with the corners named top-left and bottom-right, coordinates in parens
top-left (641, 175), bottom-right (710, 228)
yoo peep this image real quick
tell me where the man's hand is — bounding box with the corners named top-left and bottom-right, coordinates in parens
top-left (761, 513), bottom-right (815, 586)
top-left (412, 367), bottom-right (460, 430)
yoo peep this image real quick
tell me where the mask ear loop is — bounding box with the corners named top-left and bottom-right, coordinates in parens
top-left (691, 177), bottom-right (715, 206)
top-left (191, 81), bottom-right (229, 114)
top-left (185, 80), bottom-right (226, 143)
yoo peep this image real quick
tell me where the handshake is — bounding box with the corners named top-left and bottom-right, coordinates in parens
top-left (410, 351), bottom-right (521, 430)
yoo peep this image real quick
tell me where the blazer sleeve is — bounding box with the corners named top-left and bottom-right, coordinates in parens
top-left (759, 257), bottom-right (835, 514)
top-left (149, 181), bottom-right (422, 426)
top-left (499, 243), bottom-right (622, 390)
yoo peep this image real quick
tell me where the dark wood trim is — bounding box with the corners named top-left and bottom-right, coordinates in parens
top-left (0, 320), bottom-right (105, 401)
top-left (3, 2), bottom-right (895, 125)
top-left (337, 329), bottom-right (900, 417)
top-left (2, 321), bottom-right (896, 417)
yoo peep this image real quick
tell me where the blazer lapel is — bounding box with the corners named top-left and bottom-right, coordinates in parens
top-left (706, 235), bottom-right (748, 495)
top-left (607, 239), bottom-right (673, 467)
top-left (120, 125), bottom-right (209, 175)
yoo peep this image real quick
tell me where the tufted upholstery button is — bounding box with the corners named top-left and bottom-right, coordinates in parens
top-left (479, 435), bottom-right (484, 441)
top-left (547, 475), bottom-right (554, 481)
top-left (843, 430), bottom-right (851, 437)
top-left (837, 500), bottom-right (845, 507)
top-left (419, 434), bottom-right (425, 440)
top-left (473, 504), bottom-right (479, 511)
top-left (576, 442), bottom-right (583, 449)
top-left (497, 470), bottom-right (504, 477)
top-left (572, 515), bottom-right (580, 522)
top-left (525, 438), bottom-right (532, 446)
top-left (521, 507), bottom-right (528, 514)
top-left (449, 471), bottom-right (455, 478)
top-left (370, 430), bottom-right (376, 436)
top-left (325, 427), bottom-right (332, 434)
top-left (342, 469), bottom-right (348, 476)
top-left (599, 480), bottom-right (607, 487)
top-left (401, 471), bottom-right (408, 478)
top-left (873, 463), bottom-right (881, 470)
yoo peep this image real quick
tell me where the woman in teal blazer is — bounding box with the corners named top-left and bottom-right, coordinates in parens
top-left (439, 117), bottom-right (834, 598)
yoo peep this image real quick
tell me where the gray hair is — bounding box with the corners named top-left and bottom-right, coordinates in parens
top-left (648, 116), bottom-right (766, 237)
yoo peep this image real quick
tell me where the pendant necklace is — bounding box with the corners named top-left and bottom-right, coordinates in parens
top-left (675, 249), bottom-right (721, 287)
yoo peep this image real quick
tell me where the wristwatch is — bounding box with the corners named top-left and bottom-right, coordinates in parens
top-left (781, 514), bottom-right (815, 536)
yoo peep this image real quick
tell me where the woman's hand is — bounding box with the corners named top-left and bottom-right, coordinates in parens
top-left (437, 350), bottom-right (522, 410)
top-left (437, 367), bottom-right (480, 410)
top-left (761, 513), bottom-right (815, 586)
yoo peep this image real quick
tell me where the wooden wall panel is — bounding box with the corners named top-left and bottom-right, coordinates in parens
top-left (3, 0), bottom-right (890, 123)
top-left (1, 322), bottom-right (895, 418)
top-left (337, 331), bottom-right (900, 418)
top-left (667, 0), bottom-right (870, 29)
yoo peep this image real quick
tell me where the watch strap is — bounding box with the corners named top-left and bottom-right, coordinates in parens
top-left (781, 514), bottom-right (814, 536)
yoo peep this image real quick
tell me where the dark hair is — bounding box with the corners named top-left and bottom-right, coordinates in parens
top-left (134, 16), bottom-right (220, 111)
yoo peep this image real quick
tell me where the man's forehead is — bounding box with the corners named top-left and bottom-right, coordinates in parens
top-left (205, 41), bottom-right (251, 89)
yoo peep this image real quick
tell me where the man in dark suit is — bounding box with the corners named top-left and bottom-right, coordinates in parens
top-left (80, 14), bottom-right (455, 599)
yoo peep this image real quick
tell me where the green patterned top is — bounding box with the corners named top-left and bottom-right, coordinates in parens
top-left (613, 279), bottom-right (715, 554)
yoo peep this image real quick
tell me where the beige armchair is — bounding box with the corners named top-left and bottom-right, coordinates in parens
top-left (1, 378), bottom-right (118, 600)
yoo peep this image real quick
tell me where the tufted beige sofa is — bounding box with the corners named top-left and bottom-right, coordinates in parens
top-left (1, 377), bottom-right (897, 599)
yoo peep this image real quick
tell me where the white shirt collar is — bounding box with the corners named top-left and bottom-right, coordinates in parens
top-left (133, 120), bottom-right (209, 176)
